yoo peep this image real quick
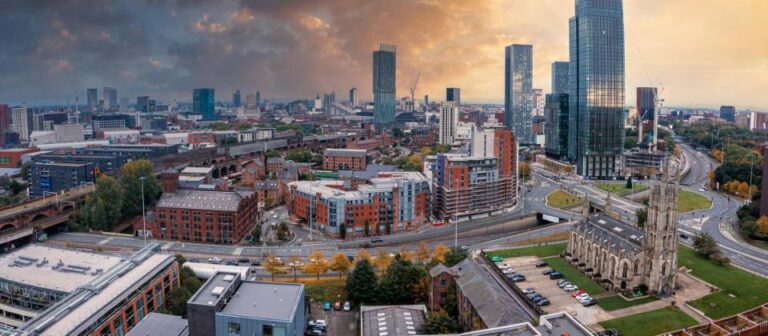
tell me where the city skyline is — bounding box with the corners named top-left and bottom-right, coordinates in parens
top-left (0, 1), bottom-right (767, 110)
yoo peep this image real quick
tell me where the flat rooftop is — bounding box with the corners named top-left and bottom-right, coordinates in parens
top-left (189, 272), bottom-right (238, 306)
top-left (324, 148), bottom-right (367, 157)
top-left (126, 312), bottom-right (189, 336)
top-left (361, 305), bottom-right (426, 336)
top-left (221, 281), bottom-right (303, 321)
top-left (181, 166), bottom-right (213, 175)
top-left (157, 189), bottom-right (253, 212)
top-left (0, 245), bottom-right (123, 293)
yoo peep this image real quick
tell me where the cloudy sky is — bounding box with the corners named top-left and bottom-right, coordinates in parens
top-left (1, 0), bottom-right (766, 110)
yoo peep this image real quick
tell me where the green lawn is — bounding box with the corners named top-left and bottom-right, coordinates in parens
top-left (301, 278), bottom-right (347, 302)
top-left (597, 295), bottom-right (658, 311)
top-left (596, 183), bottom-right (649, 196)
top-left (677, 191), bottom-right (712, 213)
top-left (547, 190), bottom-right (583, 209)
top-left (543, 257), bottom-right (605, 295)
top-left (600, 307), bottom-right (698, 336)
top-left (486, 243), bottom-right (566, 259)
top-left (678, 246), bottom-right (768, 319)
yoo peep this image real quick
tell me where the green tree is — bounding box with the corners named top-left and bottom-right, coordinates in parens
top-left (339, 223), bottom-right (346, 239)
top-left (81, 176), bottom-right (124, 231)
top-left (443, 247), bottom-right (468, 267)
top-left (693, 232), bottom-right (720, 259)
top-left (285, 150), bottom-right (313, 163)
top-left (119, 160), bottom-right (160, 218)
top-left (210, 122), bottom-right (231, 131)
top-left (626, 177), bottom-right (633, 189)
top-left (166, 287), bottom-right (192, 317)
top-left (346, 259), bottom-right (379, 305)
top-left (378, 256), bottom-right (429, 305)
top-left (636, 208), bottom-right (648, 228)
top-left (421, 311), bottom-right (461, 334)
top-left (238, 123), bottom-right (253, 131)
top-left (264, 149), bottom-right (281, 158)
top-left (391, 128), bottom-right (404, 137)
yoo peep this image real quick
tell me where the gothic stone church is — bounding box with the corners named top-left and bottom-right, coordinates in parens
top-left (566, 170), bottom-right (679, 295)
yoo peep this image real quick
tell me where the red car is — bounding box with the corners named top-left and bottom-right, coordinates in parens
top-left (571, 290), bottom-right (586, 298)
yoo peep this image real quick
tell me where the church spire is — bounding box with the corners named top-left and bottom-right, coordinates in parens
top-left (605, 192), bottom-right (612, 218)
top-left (582, 190), bottom-right (590, 219)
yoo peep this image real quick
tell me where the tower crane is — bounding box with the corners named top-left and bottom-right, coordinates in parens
top-left (409, 72), bottom-right (420, 112)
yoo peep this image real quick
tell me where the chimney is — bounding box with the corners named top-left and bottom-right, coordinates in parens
top-left (160, 168), bottom-right (179, 193)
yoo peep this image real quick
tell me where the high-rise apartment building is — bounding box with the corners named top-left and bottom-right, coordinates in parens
top-left (373, 44), bottom-right (397, 127)
top-left (432, 127), bottom-right (518, 221)
top-left (533, 88), bottom-right (545, 117)
top-left (349, 87), bottom-right (359, 107)
top-left (637, 87), bottom-right (658, 147)
top-left (544, 93), bottom-right (570, 159)
top-left (446, 87), bottom-right (461, 106)
top-left (504, 44), bottom-right (534, 144)
top-left (439, 102), bottom-right (459, 145)
top-left (551, 61), bottom-right (570, 94)
top-left (86, 88), bottom-right (98, 111)
top-left (193, 88), bottom-right (216, 120)
top-left (720, 105), bottom-right (736, 122)
top-left (102, 87), bottom-right (117, 111)
top-left (568, 0), bottom-right (626, 178)
top-left (11, 106), bottom-right (33, 141)
top-left (137, 96), bottom-right (150, 113)
top-left (232, 90), bottom-right (241, 108)
top-left (323, 91), bottom-right (336, 115)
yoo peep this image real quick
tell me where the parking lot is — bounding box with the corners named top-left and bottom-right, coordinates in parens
top-left (308, 302), bottom-right (357, 335)
top-left (500, 256), bottom-right (612, 325)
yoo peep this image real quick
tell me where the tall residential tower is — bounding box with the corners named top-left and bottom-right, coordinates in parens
top-left (551, 61), bottom-right (570, 95)
top-left (504, 44), bottom-right (534, 144)
top-left (373, 44), bottom-right (397, 127)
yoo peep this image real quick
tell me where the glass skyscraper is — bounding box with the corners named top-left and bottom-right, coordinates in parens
top-left (373, 44), bottom-right (396, 127)
top-left (568, 0), bottom-right (625, 178)
top-left (193, 88), bottom-right (216, 120)
top-left (551, 61), bottom-right (570, 95)
top-left (545, 93), bottom-right (570, 160)
top-left (504, 44), bottom-right (534, 145)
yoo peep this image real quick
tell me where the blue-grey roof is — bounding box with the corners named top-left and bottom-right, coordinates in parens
top-left (338, 164), bottom-right (397, 179)
top-left (126, 313), bottom-right (189, 336)
top-left (574, 212), bottom-right (644, 256)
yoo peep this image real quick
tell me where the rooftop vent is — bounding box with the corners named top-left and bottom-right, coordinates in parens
top-left (223, 275), bottom-right (234, 281)
top-left (211, 286), bottom-right (225, 297)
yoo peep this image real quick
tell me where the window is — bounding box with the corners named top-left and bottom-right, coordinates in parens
top-left (440, 279), bottom-right (447, 288)
top-left (100, 326), bottom-right (112, 336)
top-left (114, 317), bottom-right (125, 336)
top-left (136, 297), bottom-right (145, 320)
top-left (227, 322), bottom-right (241, 336)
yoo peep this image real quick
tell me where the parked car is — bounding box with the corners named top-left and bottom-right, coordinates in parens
top-left (491, 256), bottom-right (504, 262)
top-left (571, 290), bottom-right (586, 298)
top-left (251, 260), bottom-right (262, 266)
top-left (581, 298), bottom-right (598, 306)
top-left (542, 268), bottom-right (555, 275)
top-left (333, 301), bottom-right (342, 310)
top-left (679, 233), bottom-right (689, 240)
top-left (238, 258), bottom-right (250, 264)
top-left (529, 294), bottom-right (544, 302)
top-left (502, 268), bottom-right (516, 275)
top-left (535, 298), bottom-right (551, 306)
top-left (307, 329), bottom-right (323, 336)
top-left (549, 272), bottom-right (564, 280)
top-left (371, 237), bottom-right (384, 244)
top-left (522, 288), bottom-right (536, 294)
top-left (526, 293), bottom-right (541, 300)
top-left (343, 301), bottom-right (351, 311)
top-left (226, 260), bottom-right (239, 266)
top-left (308, 320), bottom-right (328, 328)
top-left (511, 275), bottom-right (526, 282)
top-left (535, 260), bottom-right (549, 268)
top-left (557, 280), bottom-right (570, 288)
top-left (323, 301), bottom-right (332, 310)
top-left (576, 294), bottom-right (591, 303)
top-left (208, 257), bottom-right (222, 264)
top-left (564, 285), bottom-right (578, 292)
top-left (347, 255), bottom-right (354, 262)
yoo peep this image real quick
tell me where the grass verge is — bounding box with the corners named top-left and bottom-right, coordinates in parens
top-left (677, 190), bottom-right (712, 213)
top-left (596, 295), bottom-right (658, 311)
top-left (679, 246), bottom-right (768, 319)
top-left (299, 278), bottom-right (347, 302)
top-left (599, 307), bottom-right (698, 336)
top-left (596, 183), bottom-right (649, 196)
top-left (546, 190), bottom-right (583, 209)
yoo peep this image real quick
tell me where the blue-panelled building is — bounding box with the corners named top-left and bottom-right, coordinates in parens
top-left (504, 44), bottom-right (534, 145)
top-left (551, 61), bottom-right (570, 95)
top-left (373, 44), bottom-right (396, 127)
top-left (568, 0), bottom-right (626, 178)
top-left (194, 88), bottom-right (216, 120)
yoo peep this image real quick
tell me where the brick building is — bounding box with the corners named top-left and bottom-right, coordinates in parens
top-left (266, 157), bottom-right (285, 175)
top-left (147, 178), bottom-right (259, 244)
top-left (241, 160), bottom-right (266, 186)
top-left (288, 171), bottom-right (428, 238)
top-left (322, 148), bottom-right (367, 171)
top-left (0, 147), bottom-right (38, 168)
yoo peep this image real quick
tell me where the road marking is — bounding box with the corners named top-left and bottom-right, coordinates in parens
top-left (233, 247), bottom-right (243, 256)
top-left (97, 237), bottom-right (113, 245)
top-left (160, 242), bottom-right (172, 250)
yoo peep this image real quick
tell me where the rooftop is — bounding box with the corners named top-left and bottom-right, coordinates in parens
top-left (0, 245), bottom-right (123, 293)
top-left (181, 166), bottom-right (213, 175)
top-left (126, 312), bottom-right (189, 336)
top-left (220, 281), bottom-right (303, 321)
top-left (575, 212), bottom-right (645, 255)
top-left (338, 164), bottom-right (397, 179)
top-left (189, 272), bottom-right (238, 306)
top-left (324, 148), bottom-right (367, 157)
top-left (361, 305), bottom-right (427, 336)
top-left (157, 189), bottom-right (253, 212)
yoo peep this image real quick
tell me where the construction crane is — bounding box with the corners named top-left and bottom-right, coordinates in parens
top-left (637, 47), bottom-right (665, 152)
top-left (409, 72), bottom-right (420, 112)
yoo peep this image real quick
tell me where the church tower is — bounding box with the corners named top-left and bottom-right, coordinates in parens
top-left (642, 164), bottom-right (679, 295)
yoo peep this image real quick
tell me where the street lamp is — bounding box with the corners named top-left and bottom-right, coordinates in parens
top-left (140, 176), bottom-right (147, 245)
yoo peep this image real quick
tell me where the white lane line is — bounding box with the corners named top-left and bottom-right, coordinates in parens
top-left (97, 237), bottom-right (113, 245)
top-left (233, 247), bottom-right (243, 256)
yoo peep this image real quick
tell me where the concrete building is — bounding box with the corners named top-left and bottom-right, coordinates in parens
top-left (432, 128), bottom-right (518, 222)
top-left (439, 102), bottom-right (459, 145)
top-left (289, 171), bottom-right (429, 238)
top-left (373, 44), bottom-right (397, 126)
top-left (323, 148), bottom-right (368, 171)
top-left (719, 105), bottom-right (736, 122)
top-left (6, 243), bottom-right (179, 336)
top-left (544, 93), bottom-right (570, 160)
top-left (551, 61), bottom-right (570, 94)
top-left (54, 123), bottom-right (85, 143)
top-left (504, 44), bottom-right (534, 144)
top-left (349, 87), bottom-right (359, 107)
top-left (567, 167), bottom-right (679, 294)
top-left (187, 272), bottom-right (306, 336)
top-left (568, 0), bottom-right (626, 178)
top-left (103, 87), bottom-right (118, 111)
top-left (11, 107), bottom-right (32, 141)
top-left (532, 88), bottom-right (545, 117)
top-left (148, 182), bottom-right (259, 244)
top-left (446, 87), bottom-right (461, 106)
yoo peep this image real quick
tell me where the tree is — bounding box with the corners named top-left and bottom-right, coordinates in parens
top-left (288, 255), bottom-right (302, 281)
top-left (285, 150), bottom-right (313, 163)
top-left (692, 232), bottom-right (720, 259)
top-left (339, 223), bottom-right (346, 240)
top-left (264, 196), bottom-right (274, 209)
top-left (378, 256), bottom-right (429, 305)
top-left (330, 252), bottom-right (352, 278)
top-left (303, 250), bottom-right (329, 280)
top-left (519, 162), bottom-right (531, 179)
top-left (443, 247), bottom-right (468, 267)
top-left (757, 216), bottom-right (768, 235)
top-left (81, 176), bottom-right (124, 231)
top-left (401, 154), bottom-right (423, 171)
top-left (346, 259), bottom-right (379, 305)
top-left (391, 128), bottom-right (404, 137)
top-left (252, 224), bottom-right (261, 243)
top-left (210, 122), bottom-right (232, 131)
top-left (355, 249), bottom-right (372, 264)
top-left (364, 220), bottom-right (370, 237)
top-left (166, 287), bottom-right (192, 317)
top-left (626, 177), bottom-right (633, 189)
top-left (120, 160), bottom-right (160, 218)
top-left (415, 242), bottom-right (431, 264)
top-left (238, 123), bottom-right (253, 131)
top-left (432, 244), bottom-right (450, 264)
top-left (264, 149), bottom-right (281, 158)
top-left (264, 256), bottom-right (286, 281)
top-left (421, 311), bottom-right (461, 334)
top-left (636, 208), bottom-right (648, 228)
top-left (374, 249), bottom-right (393, 274)
top-left (624, 136), bottom-right (638, 149)
top-left (398, 246), bottom-right (413, 261)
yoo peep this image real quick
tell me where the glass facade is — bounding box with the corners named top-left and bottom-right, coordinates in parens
top-left (504, 44), bottom-right (534, 144)
top-left (193, 88), bottom-right (216, 120)
top-left (544, 93), bottom-right (570, 160)
top-left (373, 44), bottom-right (396, 127)
top-left (568, 0), bottom-right (625, 178)
top-left (551, 61), bottom-right (570, 95)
